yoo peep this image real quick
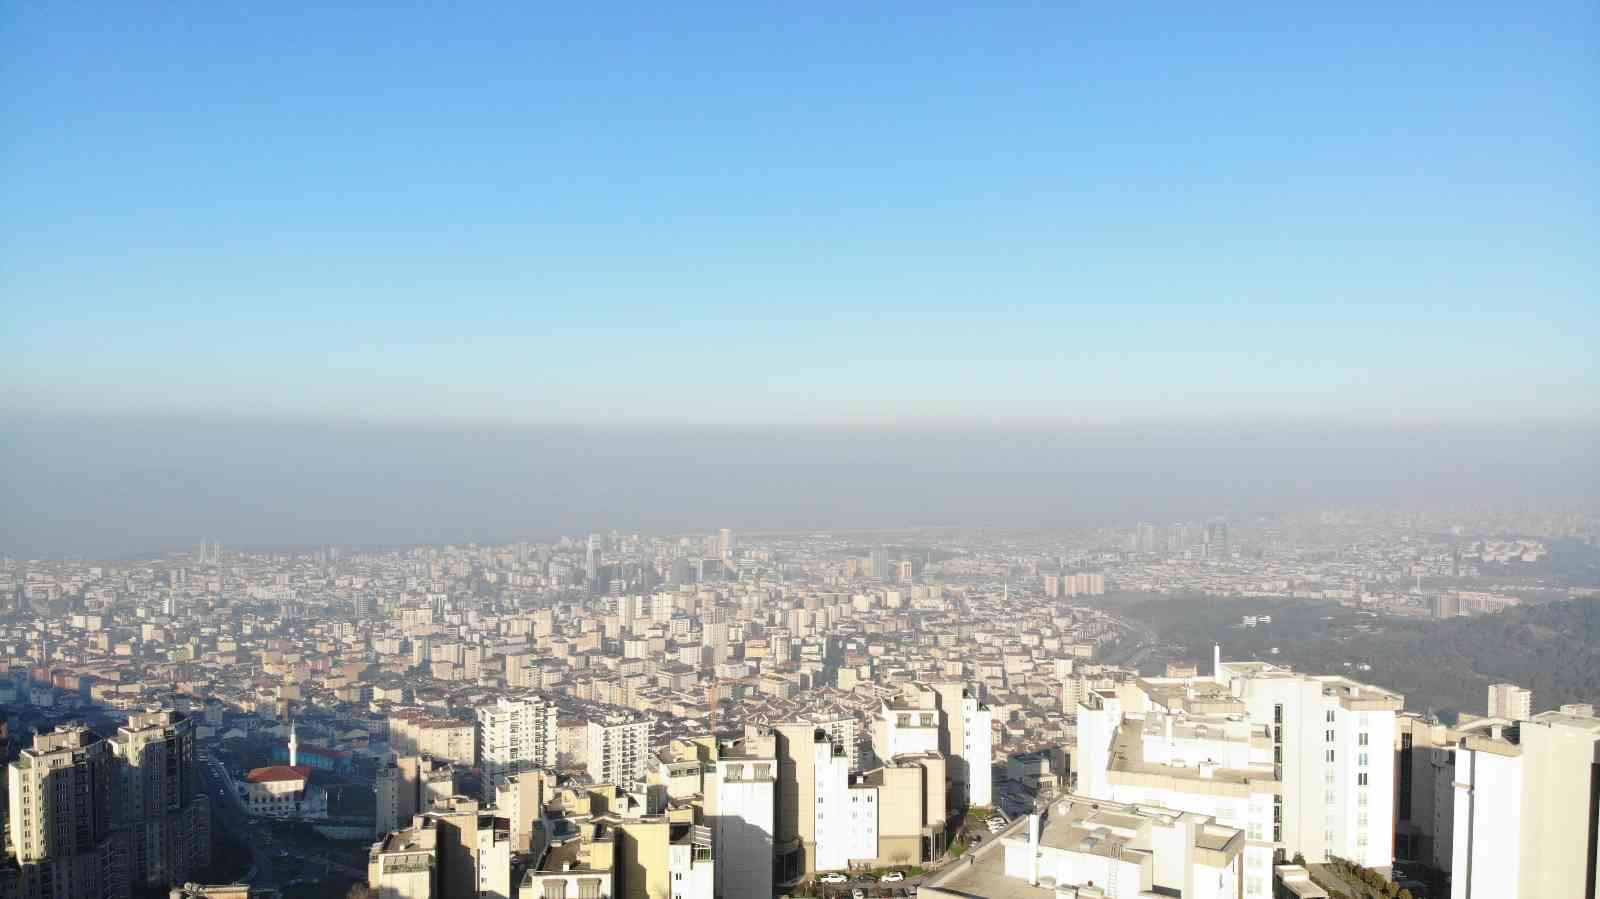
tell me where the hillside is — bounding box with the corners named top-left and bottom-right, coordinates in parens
top-left (1104, 596), bottom-right (1600, 721)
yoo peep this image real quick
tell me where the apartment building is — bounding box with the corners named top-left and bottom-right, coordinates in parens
top-left (922, 796), bottom-right (1243, 899)
top-left (710, 734), bottom-right (775, 899)
top-left (873, 682), bottom-right (993, 811)
top-left (389, 709), bottom-right (476, 767)
top-left (7, 724), bottom-right (126, 899)
top-left (367, 817), bottom-right (437, 899)
top-left (476, 695), bottom-right (559, 802)
top-left (1215, 654), bottom-right (1402, 870)
top-left (587, 715), bottom-right (652, 789)
top-left (113, 710), bottom-right (211, 891)
top-left (1077, 686), bottom-right (1279, 899)
top-left (1450, 709), bottom-right (1600, 899)
top-left (376, 755), bottom-right (456, 840)
top-left (1485, 682), bottom-right (1533, 721)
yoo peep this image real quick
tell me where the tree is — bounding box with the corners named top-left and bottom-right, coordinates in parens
top-left (345, 886), bottom-right (376, 899)
top-left (1398, 890), bottom-right (1413, 899)
top-left (1292, 851), bottom-right (1307, 866)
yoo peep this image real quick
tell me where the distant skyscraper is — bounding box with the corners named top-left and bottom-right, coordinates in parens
top-left (718, 528), bottom-right (735, 560)
top-left (1136, 522), bottom-right (1157, 554)
top-left (585, 533), bottom-right (600, 585)
top-left (1486, 683), bottom-right (1533, 721)
top-left (1205, 520), bottom-right (1229, 557)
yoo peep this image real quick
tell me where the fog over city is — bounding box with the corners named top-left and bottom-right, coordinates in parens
top-left (3, 416), bottom-right (1594, 558)
top-left (3, 3), bottom-right (1597, 899)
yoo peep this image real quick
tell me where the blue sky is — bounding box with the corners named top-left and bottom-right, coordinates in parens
top-left (4, 2), bottom-right (1596, 425)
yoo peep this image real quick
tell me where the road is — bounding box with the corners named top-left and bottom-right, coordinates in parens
top-left (198, 748), bottom-right (276, 885)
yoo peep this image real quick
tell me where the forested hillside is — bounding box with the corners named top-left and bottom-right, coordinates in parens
top-left (1110, 596), bottom-right (1600, 720)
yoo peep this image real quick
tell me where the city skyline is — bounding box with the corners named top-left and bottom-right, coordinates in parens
top-left (4, 416), bottom-right (1596, 558)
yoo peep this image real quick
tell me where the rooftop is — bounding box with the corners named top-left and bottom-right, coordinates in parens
top-left (245, 765), bottom-right (312, 784)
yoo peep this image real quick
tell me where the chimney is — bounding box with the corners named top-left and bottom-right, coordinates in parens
top-left (1213, 644), bottom-right (1222, 682)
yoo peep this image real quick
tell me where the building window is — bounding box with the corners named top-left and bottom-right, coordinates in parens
top-left (1358, 732), bottom-right (1369, 746)
top-left (1326, 710), bottom-right (1335, 723)
top-left (1358, 773), bottom-right (1368, 786)
top-left (1325, 750), bottom-right (1335, 763)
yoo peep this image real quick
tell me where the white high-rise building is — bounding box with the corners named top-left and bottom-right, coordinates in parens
top-left (1215, 654), bottom-right (1401, 871)
top-left (1079, 651), bottom-right (1402, 874)
top-left (1486, 682), bottom-right (1533, 721)
top-left (810, 731), bottom-right (854, 873)
top-left (475, 695), bottom-right (558, 800)
top-left (1450, 709), bottom-right (1600, 899)
top-left (667, 823), bottom-right (715, 899)
top-left (1076, 685), bottom-right (1279, 899)
top-left (939, 683), bottom-right (993, 808)
top-left (712, 739), bottom-right (776, 899)
top-left (874, 681), bottom-right (995, 810)
top-left (802, 712), bottom-right (868, 773)
top-left (586, 714), bottom-right (652, 788)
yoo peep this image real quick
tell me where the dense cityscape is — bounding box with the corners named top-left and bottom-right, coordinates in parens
top-left (6, 4), bottom-right (1596, 898)
top-left (1, 507), bottom-right (1595, 899)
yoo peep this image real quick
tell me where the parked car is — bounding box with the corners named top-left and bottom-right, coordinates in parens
top-left (819, 873), bottom-right (848, 884)
top-left (880, 871), bottom-right (905, 882)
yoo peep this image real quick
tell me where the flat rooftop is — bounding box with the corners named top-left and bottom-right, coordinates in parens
top-left (920, 815), bottom-right (1057, 899)
top-left (1108, 720), bottom-right (1278, 793)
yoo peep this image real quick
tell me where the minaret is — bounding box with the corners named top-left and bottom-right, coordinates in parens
top-left (288, 720), bottom-right (299, 767)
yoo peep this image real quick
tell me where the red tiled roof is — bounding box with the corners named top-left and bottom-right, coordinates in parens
top-left (245, 765), bottom-right (312, 783)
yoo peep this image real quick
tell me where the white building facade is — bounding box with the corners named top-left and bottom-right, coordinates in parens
top-left (476, 695), bottom-right (559, 800)
top-left (1450, 710), bottom-right (1600, 899)
top-left (586, 715), bottom-right (652, 788)
top-left (712, 750), bottom-right (775, 899)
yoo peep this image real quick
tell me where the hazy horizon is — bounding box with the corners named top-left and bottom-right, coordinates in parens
top-left (4, 4), bottom-right (1597, 558)
top-left (4, 414), bottom-right (1594, 559)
